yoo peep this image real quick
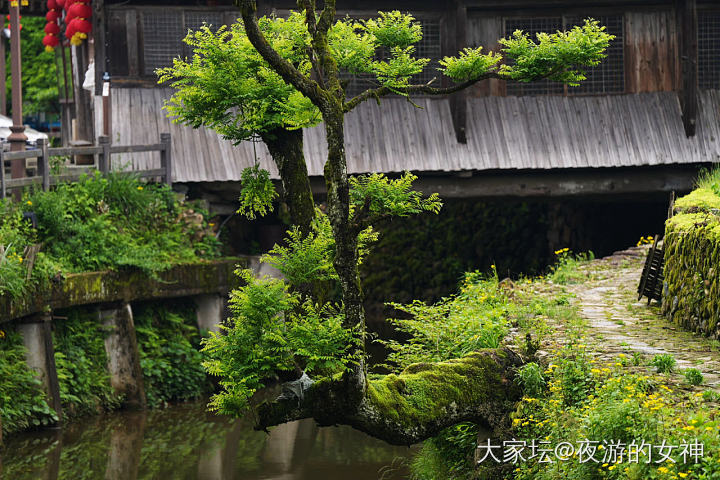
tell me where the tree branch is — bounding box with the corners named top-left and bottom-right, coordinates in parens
top-left (256, 348), bottom-right (524, 446)
top-left (343, 72), bottom-right (504, 112)
top-left (235, 0), bottom-right (324, 105)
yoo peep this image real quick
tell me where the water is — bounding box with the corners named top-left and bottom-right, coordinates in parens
top-left (0, 400), bottom-right (415, 480)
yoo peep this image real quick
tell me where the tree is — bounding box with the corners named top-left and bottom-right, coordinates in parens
top-left (176, 3), bottom-right (612, 445)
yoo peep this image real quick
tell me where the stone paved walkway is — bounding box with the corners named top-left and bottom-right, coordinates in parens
top-left (559, 246), bottom-right (720, 389)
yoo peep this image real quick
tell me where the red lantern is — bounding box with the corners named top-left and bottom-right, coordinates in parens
top-left (46, 10), bottom-right (59, 22)
top-left (55, 0), bottom-right (65, 7)
top-left (42, 33), bottom-right (59, 51)
top-left (66, 2), bottom-right (91, 21)
top-left (66, 17), bottom-right (91, 45)
top-left (47, 0), bottom-right (57, 9)
top-left (44, 21), bottom-right (60, 35)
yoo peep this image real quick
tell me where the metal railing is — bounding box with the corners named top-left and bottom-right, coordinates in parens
top-left (0, 133), bottom-right (172, 199)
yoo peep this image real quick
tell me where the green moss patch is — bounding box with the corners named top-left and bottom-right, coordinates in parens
top-left (367, 351), bottom-right (509, 428)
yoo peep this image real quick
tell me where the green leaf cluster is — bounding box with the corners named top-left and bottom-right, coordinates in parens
top-left (237, 165), bottom-right (278, 220)
top-left (0, 329), bottom-right (58, 435)
top-left (53, 308), bottom-right (121, 417)
top-left (159, 14), bottom-right (321, 143)
top-left (134, 302), bottom-right (211, 408)
top-left (350, 172), bottom-right (442, 220)
top-left (438, 47), bottom-right (502, 82)
top-left (499, 19), bottom-right (614, 86)
top-left (379, 270), bottom-right (510, 370)
top-left (203, 268), bottom-right (357, 416)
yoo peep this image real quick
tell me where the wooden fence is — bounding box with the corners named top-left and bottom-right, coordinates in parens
top-left (0, 133), bottom-right (172, 199)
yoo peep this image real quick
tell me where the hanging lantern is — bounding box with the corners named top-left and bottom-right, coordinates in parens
top-left (47, 0), bottom-right (58, 9)
top-left (44, 21), bottom-right (60, 35)
top-left (46, 10), bottom-right (59, 22)
top-left (66, 2), bottom-right (91, 21)
top-left (66, 17), bottom-right (91, 45)
top-left (42, 33), bottom-right (59, 52)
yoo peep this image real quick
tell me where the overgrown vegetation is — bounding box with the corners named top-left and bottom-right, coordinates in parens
top-left (0, 172), bottom-right (221, 300)
top-left (0, 328), bottom-right (58, 435)
top-left (134, 301), bottom-right (212, 408)
top-left (512, 346), bottom-right (720, 480)
top-left (53, 308), bottom-right (121, 417)
top-left (549, 248), bottom-right (594, 285)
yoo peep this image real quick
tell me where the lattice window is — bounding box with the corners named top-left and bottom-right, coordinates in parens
top-left (342, 18), bottom-right (442, 97)
top-left (142, 11), bottom-right (184, 75)
top-left (565, 15), bottom-right (624, 94)
top-left (699, 12), bottom-right (720, 89)
top-left (184, 11), bottom-right (225, 34)
top-left (142, 10), bottom-right (226, 76)
top-left (504, 15), bottom-right (625, 96)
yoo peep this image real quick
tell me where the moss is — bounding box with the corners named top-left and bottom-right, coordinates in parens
top-left (664, 189), bottom-right (720, 336)
top-left (674, 188), bottom-right (720, 213)
top-left (367, 351), bottom-right (507, 427)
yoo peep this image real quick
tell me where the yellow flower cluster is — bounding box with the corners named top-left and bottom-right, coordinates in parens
top-left (637, 235), bottom-right (655, 246)
top-left (554, 247), bottom-right (570, 255)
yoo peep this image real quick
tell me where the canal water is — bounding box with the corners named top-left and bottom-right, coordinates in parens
top-left (0, 400), bottom-right (415, 479)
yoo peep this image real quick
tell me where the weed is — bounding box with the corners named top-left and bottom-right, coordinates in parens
top-left (650, 353), bottom-right (677, 374)
top-left (516, 362), bottom-right (545, 396)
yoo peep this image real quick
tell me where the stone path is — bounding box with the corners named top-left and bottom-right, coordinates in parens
top-left (561, 246), bottom-right (720, 388)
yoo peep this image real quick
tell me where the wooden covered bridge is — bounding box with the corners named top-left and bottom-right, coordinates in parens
top-left (89, 0), bottom-right (720, 200)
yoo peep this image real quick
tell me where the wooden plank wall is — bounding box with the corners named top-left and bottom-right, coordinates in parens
top-left (467, 15), bottom-right (505, 97)
top-left (624, 10), bottom-right (680, 93)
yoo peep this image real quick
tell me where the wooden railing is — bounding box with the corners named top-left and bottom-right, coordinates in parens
top-left (0, 133), bottom-right (172, 199)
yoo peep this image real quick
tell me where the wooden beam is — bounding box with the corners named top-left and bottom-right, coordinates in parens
top-left (679, 0), bottom-right (698, 137)
top-left (306, 164), bottom-right (707, 198)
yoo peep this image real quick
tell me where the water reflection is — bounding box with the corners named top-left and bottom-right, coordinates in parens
top-left (0, 401), bottom-right (413, 480)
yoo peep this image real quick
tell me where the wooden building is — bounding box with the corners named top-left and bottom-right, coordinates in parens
top-left (88, 0), bottom-right (720, 198)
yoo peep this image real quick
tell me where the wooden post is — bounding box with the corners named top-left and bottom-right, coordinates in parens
top-left (680, 0), bottom-right (698, 137)
top-left (98, 135), bottom-right (111, 173)
top-left (0, 35), bottom-right (6, 117)
top-left (0, 148), bottom-right (5, 200)
top-left (160, 133), bottom-right (172, 187)
top-left (37, 138), bottom-right (50, 191)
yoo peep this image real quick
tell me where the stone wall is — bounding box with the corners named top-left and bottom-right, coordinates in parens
top-left (663, 188), bottom-right (720, 335)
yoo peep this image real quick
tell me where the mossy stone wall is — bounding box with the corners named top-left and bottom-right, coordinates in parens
top-left (663, 188), bottom-right (720, 335)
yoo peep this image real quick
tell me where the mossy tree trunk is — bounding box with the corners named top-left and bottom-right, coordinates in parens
top-left (261, 128), bottom-right (315, 236)
top-left (257, 349), bottom-right (524, 445)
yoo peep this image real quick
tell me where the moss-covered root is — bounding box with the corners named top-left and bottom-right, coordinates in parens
top-left (257, 348), bottom-right (524, 446)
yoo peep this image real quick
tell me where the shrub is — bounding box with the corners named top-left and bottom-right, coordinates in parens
top-left (53, 308), bottom-right (121, 417)
top-left (684, 368), bottom-right (704, 386)
top-left (380, 270), bottom-right (510, 370)
top-left (0, 172), bottom-right (221, 301)
top-left (0, 329), bottom-right (58, 434)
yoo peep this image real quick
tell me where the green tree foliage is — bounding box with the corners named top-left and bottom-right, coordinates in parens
top-left (158, 15), bottom-right (320, 143)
